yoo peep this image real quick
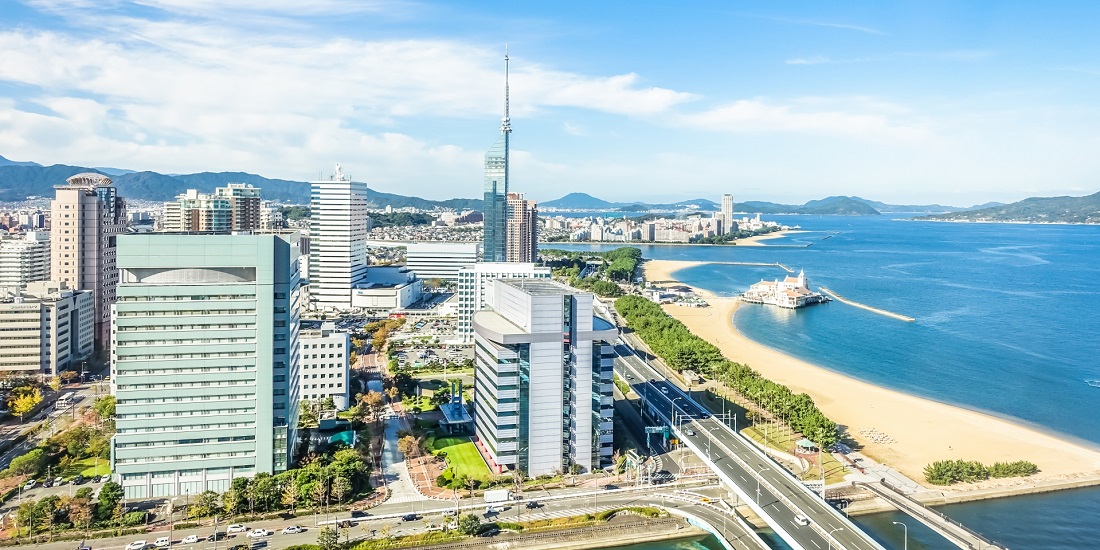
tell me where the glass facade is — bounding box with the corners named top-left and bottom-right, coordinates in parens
top-left (482, 134), bottom-right (509, 263)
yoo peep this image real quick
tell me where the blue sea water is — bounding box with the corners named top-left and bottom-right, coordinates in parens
top-left (553, 215), bottom-right (1100, 548)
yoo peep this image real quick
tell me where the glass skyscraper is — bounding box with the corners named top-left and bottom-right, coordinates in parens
top-left (482, 52), bottom-right (512, 263)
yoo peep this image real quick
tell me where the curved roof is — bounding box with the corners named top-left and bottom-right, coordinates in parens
top-left (65, 173), bottom-right (113, 187)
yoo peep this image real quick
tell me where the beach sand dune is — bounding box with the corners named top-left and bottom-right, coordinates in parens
top-left (642, 259), bottom-right (1100, 486)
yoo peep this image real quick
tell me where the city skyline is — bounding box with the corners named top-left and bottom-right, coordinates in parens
top-left (3, 1), bottom-right (1100, 205)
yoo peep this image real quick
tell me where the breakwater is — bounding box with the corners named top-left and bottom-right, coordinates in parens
top-left (818, 286), bottom-right (915, 322)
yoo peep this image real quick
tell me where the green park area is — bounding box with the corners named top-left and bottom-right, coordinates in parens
top-left (61, 457), bottom-right (111, 479)
top-left (430, 436), bottom-right (491, 482)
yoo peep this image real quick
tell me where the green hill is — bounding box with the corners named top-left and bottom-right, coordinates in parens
top-left (917, 192), bottom-right (1100, 224)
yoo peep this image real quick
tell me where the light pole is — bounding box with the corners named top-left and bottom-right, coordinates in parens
top-left (893, 521), bottom-right (907, 550)
top-left (827, 527), bottom-right (845, 550)
top-left (755, 467), bottom-right (771, 505)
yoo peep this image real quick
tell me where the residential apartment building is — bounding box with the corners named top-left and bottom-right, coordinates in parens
top-left (721, 193), bottom-right (734, 234)
top-left (456, 262), bottom-right (550, 340)
top-left (51, 173), bottom-right (127, 350)
top-left (505, 193), bottom-right (537, 263)
top-left (405, 242), bottom-right (480, 282)
top-left (471, 279), bottom-right (616, 476)
top-left (309, 164), bottom-right (370, 311)
top-left (0, 281), bottom-right (93, 376)
top-left (298, 322), bottom-right (350, 410)
top-left (111, 232), bottom-right (301, 499)
top-left (161, 184), bottom-right (262, 233)
top-left (0, 232), bottom-right (51, 288)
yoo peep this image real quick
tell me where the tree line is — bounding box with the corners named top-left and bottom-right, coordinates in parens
top-left (614, 295), bottom-right (840, 447)
top-left (923, 459), bottom-right (1039, 485)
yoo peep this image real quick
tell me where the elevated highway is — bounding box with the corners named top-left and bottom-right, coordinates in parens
top-left (614, 339), bottom-right (887, 550)
top-left (858, 481), bottom-right (1007, 550)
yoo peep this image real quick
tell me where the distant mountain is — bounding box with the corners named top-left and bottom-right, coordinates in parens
top-left (0, 159), bottom-right (483, 210)
top-left (0, 155), bottom-right (41, 168)
top-left (542, 192), bottom-right (618, 209)
top-left (799, 196), bottom-right (882, 215)
top-left (916, 192), bottom-right (1100, 224)
top-left (849, 196), bottom-right (1005, 213)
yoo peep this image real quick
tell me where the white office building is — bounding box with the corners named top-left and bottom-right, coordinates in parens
top-left (309, 164), bottom-right (370, 311)
top-left (456, 262), bottom-right (550, 340)
top-left (0, 281), bottom-right (94, 376)
top-left (405, 242), bottom-right (480, 282)
top-left (298, 322), bottom-right (350, 410)
top-left (471, 279), bottom-right (616, 476)
top-left (0, 232), bottom-right (51, 288)
top-left (721, 193), bottom-right (735, 234)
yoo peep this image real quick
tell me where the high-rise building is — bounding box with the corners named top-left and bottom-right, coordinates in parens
top-left (309, 164), bottom-right (370, 311)
top-left (472, 279), bottom-right (617, 476)
top-left (483, 52), bottom-right (512, 263)
top-left (456, 262), bottom-right (550, 340)
top-left (298, 322), bottom-right (350, 410)
top-left (405, 243), bottom-right (481, 282)
top-left (0, 281), bottom-right (93, 376)
top-left (111, 232), bottom-right (301, 499)
top-left (161, 183), bottom-right (263, 233)
top-left (505, 193), bottom-right (538, 263)
top-left (219, 183), bottom-right (262, 231)
top-left (721, 193), bottom-right (735, 234)
top-left (51, 173), bottom-right (127, 350)
top-left (0, 232), bottom-right (51, 288)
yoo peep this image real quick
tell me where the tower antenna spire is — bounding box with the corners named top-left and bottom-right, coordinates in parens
top-left (501, 44), bottom-right (512, 134)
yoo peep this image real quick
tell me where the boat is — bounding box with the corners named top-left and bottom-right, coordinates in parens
top-left (1087, 380), bottom-right (1100, 388)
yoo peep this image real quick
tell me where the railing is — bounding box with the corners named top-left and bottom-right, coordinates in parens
top-left (858, 480), bottom-right (1006, 550)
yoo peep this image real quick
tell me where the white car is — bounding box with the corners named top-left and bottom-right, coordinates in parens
top-left (125, 541), bottom-right (148, 550)
top-left (226, 524), bottom-right (247, 533)
top-left (246, 529), bottom-right (268, 538)
top-left (794, 514), bottom-right (810, 526)
top-left (23, 479), bottom-right (36, 490)
top-left (281, 525), bottom-right (303, 535)
top-left (180, 535), bottom-right (199, 544)
top-left (154, 536), bottom-right (171, 547)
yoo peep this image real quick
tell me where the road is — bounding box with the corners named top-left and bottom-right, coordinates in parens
top-left (0, 380), bottom-right (109, 473)
top-left (614, 337), bottom-right (886, 550)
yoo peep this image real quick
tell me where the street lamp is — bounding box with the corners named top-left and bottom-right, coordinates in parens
top-left (893, 521), bottom-right (908, 550)
top-left (755, 467), bottom-right (771, 505)
top-left (827, 527), bottom-right (845, 550)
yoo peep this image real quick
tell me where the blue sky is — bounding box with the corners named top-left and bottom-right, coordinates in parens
top-left (1, 1), bottom-right (1099, 205)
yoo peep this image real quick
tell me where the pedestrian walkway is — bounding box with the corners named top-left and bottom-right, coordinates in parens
top-left (380, 414), bottom-right (433, 505)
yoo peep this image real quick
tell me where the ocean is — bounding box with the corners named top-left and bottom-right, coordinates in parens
top-left (552, 215), bottom-right (1100, 549)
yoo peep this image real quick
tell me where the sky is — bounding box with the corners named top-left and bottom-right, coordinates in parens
top-left (1, 1), bottom-right (1099, 205)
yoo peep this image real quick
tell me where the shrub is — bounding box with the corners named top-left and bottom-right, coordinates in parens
top-left (923, 459), bottom-right (990, 485)
top-left (989, 460), bottom-right (1039, 478)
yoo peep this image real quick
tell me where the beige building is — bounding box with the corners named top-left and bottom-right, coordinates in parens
top-left (51, 173), bottom-right (127, 349)
top-left (0, 281), bottom-right (94, 376)
top-left (161, 183), bottom-right (262, 232)
top-left (505, 192), bottom-right (537, 263)
top-left (0, 231), bottom-right (51, 288)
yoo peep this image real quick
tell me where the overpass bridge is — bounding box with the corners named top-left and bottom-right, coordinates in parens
top-left (857, 481), bottom-right (1007, 550)
top-left (614, 340), bottom-right (887, 550)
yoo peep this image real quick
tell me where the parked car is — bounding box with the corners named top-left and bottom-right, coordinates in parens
top-left (72, 474), bottom-right (86, 485)
top-left (181, 535), bottom-right (199, 544)
top-left (154, 536), bottom-right (171, 547)
top-left (125, 541), bottom-right (148, 550)
top-left (226, 525), bottom-right (247, 533)
top-left (281, 526), bottom-right (303, 535)
top-left (99, 474), bottom-right (111, 483)
top-left (24, 480), bottom-right (36, 490)
top-left (246, 529), bottom-right (268, 538)
top-left (42, 479), bottom-right (53, 488)
top-left (53, 476), bottom-right (64, 486)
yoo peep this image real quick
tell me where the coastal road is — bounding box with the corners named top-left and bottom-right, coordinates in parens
top-left (615, 338), bottom-right (887, 550)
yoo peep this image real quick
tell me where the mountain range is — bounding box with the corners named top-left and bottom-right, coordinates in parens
top-left (917, 191), bottom-right (1100, 224)
top-left (540, 192), bottom-right (999, 215)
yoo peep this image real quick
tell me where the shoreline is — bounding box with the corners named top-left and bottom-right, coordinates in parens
top-left (641, 259), bottom-right (1100, 491)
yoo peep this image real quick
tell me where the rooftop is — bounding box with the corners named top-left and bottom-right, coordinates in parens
top-left (499, 278), bottom-right (575, 296)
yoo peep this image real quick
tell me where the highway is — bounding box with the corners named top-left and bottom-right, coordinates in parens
top-left (613, 338), bottom-right (886, 550)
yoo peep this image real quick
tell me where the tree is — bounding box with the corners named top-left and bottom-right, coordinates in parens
top-left (95, 482), bottom-right (124, 522)
top-left (92, 395), bottom-right (116, 419)
top-left (457, 513), bottom-right (481, 535)
top-left (386, 386), bottom-right (400, 402)
top-left (362, 391), bottom-right (385, 419)
top-left (10, 386), bottom-right (42, 421)
top-left (9, 448), bottom-right (45, 478)
top-left (317, 526), bottom-right (339, 550)
top-left (48, 376), bottom-right (61, 392)
top-left (397, 435), bottom-right (418, 457)
top-left (223, 487), bottom-right (242, 517)
top-left (281, 482), bottom-right (299, 513)
top-left (330, 476), bottom-right (351, 504)
top-left (59, 370), bottom-right (79, 383)
top-left (69, 497), bottom-right (93, 533)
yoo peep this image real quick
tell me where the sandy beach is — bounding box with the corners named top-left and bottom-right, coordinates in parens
top-left (642, 259), bottom-right (1100, 487)
top-left (736, 229), bottom-right (807, 246)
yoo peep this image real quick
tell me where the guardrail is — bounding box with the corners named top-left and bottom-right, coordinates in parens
top-left (858, 480), bottom-right (1007, 550)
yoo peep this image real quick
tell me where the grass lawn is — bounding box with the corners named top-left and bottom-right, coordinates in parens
top-left (742, 422), bottom-right (849, 485)
top-left (430, 436), bottom-right (491, 481)
top-left (60, 457), bottom-right (110, 479)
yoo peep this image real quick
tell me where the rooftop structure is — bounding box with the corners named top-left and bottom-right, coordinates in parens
top-left (405, 242), bottom-right (481, 282)
top-left (456, 262), bottom-right (550, 340)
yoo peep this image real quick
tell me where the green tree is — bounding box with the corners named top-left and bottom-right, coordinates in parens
top-left (92, 395), bottom-right (116, 419)
top-left (8, 448), bottom-right (45, 478)
top-left (330, 476), bottom-right (351, 504)
top-left (95, 482), bottom-right (124, 522)
top-left (317, 526), bottom-right (339, 550)
top-left (457, 513), bottom-right (481, 535)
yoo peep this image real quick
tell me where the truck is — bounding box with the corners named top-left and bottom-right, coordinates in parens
top-left (483, 489), bottom-right (510, 504)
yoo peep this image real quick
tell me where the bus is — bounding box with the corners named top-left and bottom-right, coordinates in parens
top-left (56, 392), bottom-right (77, 409)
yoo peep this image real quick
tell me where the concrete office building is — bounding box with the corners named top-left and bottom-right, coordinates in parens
top-left (0, 281), bottom-right (94, 376)
top-left (456, 262), bottom-right (550, 340)
top-left (471, 279), bottom-right (616, 476)
top-left (0, 232), bottom-right (51, 288)
top-left (51, 173), bottom-right (127, 350)
top-left (350, 267), bottom-right (422, 311)
top-left (111, 232), bottom-right (301, 499)
top-left (505, 193), bottom-right (537, 263)
top-left (721, 193), bottom-right (734, 235)
top-left (298, 322), bottom-right (350, 410)
top-left (309, 164), bottom-right (370, 311)
top-left (405, 242), bottom-right (480, 282)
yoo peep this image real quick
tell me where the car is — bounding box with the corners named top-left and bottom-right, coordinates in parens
top-left (442, 509), bottom-right (457, 517)
top-left (226, 524), bottom-right (247, 533)
top-left (794, 514), bottom-right (810, 526)
top-left (125, 541), bottom-right (148, 550)
top-left (76, 543), bottom-right (92, 550)
top-left (246, 529), bottom-right (268, 538)
top-left (181, 535), bottom-right (199, 544)
top-left (625, 374), bottom-right (634, 380)
top-left (477, 527), bottom-right (501, 537)
top-left (23, 480), bottom-right (36, 490)
top-left (660, 386), bottom-right (669, 394)
top-left (401, 513), bottom-right (418, 522)
top-left (72, 474), bottom-right (86, 484)
top-left (485, 505), bottom-right (505, 514)
top-left (684, 429), bottom-right (696, 436)
top-left (153, 536), bottom-right (171, 547)
top-left (525, 501), bottom-right (540, 509)
top-left (54, 476), bottom-right (65, 486)
top-left (281, 526), bottom-right (304, 535)
top-left (350, 510), bottom-right (367, 518)
top-left (99, 474), bottom-right (112, 483)
top-left (205, 532), bottom-right (226, 542)
top-left (336, 520), bottom-right (358, 528)
top-left (42, 478), bottom-right (53, 488)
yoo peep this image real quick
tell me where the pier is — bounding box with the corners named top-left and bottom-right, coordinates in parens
top-left (818, 286), bottom-right (915, 322)
top-left (857, 481), bottom-right (1007, 550)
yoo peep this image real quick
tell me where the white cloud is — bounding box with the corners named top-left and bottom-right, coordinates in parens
top-left (675, 99), bottom-right (930, 140)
